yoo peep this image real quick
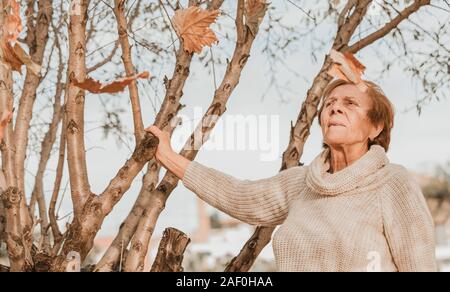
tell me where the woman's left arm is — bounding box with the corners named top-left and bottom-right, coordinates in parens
top-left (382, 166), bottom-right (437, 272)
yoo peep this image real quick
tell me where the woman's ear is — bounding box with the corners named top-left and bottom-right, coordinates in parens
top-left (370, 123), bottom-right (383, 141)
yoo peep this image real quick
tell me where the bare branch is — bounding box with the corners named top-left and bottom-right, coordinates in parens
top-left (348, 0), bottom-right (431, 53)
top-left (48, 19), bottom-right (67, 248)
top-left (48, 113), bottom-right (65, 249)
top-left (333, 0), bottom-right (372, 50)
top-left (338, 0), bottom-right (356, 28)
top-left (86, 40), bottom-right (120, 73)
top-left (114, 0), bottom-right (145, 142)
top-left (236, 0), bottom-right (245, 42)
top-left (224, 226), bottom-right (274, 272)
top-left (29, 43), bottom-right (65, 253)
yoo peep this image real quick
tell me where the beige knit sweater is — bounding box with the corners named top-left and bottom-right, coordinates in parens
top-left (182, 145), bottom-right (437, 272)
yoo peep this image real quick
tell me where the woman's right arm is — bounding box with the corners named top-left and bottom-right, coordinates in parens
top-left (146, 126), bottom-right (306, 226)
top-left (182, 160), bottom-right (305, 226)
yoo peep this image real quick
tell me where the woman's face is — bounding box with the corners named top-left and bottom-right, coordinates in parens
top-left (320, 84), bottom-right (382, 149)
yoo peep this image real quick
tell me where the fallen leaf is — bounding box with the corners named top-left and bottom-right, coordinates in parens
top-left (245, 0), bottom-right (268, 36)
top-left (72, 71), bottom-right (150, 94)
top-left (172, 6), bottom-right (219, 54)
top-left (328, 49), bottom-right (368, 92)
top-left (1, 42), bottom-right (41, 75)
top-left (0, 110), bottom-right (13, 141)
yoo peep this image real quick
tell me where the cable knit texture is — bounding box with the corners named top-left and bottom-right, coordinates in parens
top-left (182, 145), bottom-right (437, 272)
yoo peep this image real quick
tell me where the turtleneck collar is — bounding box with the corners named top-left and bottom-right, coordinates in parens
top-left (305, 145), bottom-right (389, 196)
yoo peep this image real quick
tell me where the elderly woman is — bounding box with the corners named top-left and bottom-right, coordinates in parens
top-left (146, 79), bottom-right (437, 272)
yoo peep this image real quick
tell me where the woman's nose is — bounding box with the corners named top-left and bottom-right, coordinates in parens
top-left (330, 103), bottom-right (344, 115)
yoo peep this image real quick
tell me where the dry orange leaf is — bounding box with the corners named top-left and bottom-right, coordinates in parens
top-left (1, 42), bottom-right (22, 72)
top-left (328, 49), bottom-right (368, 92)
top-left (245, 0), bottom-right (268, 36)
top-left (72, 71), bottom-right (150, 94)
top-left (0, 110), bottom-right (13, 141)
top-left (1, 42), bottom-right (41, 75)
top-left (0, 0), bottom-right (40, 75)
top-left (172, 6), bottom-right (219, 54)
top-left (3, 0), bottom-right (22, 44)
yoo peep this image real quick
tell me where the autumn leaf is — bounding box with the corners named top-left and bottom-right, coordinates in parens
top-left (1, 42), bottom-right (41, 75)
top-left (328, 49), bottom-right (368, 92)
top-left (72, 71), bottom-right (150, 94)
top-left (11, 43), bottom-right (41, 75)
top-left (3, 0), bottom-right (22, 44)
top-left (1, 42), bottom-right (22, 72)
top-left (245, 0), bottom-right (269, 36)
top-left (172, 6), bottom-right (219, 54)
top-left (0, 0), bottom-right (40, 75)
top-left (0, 110), bottom-right (13, 141)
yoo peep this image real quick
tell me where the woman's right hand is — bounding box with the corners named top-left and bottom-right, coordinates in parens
top-left (145, 125), bottom-right (191, 179)
top-left (145, 125), bottom-right (173, 164)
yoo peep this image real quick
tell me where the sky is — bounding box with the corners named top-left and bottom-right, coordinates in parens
top-left (20, 0), bottom-right (450, 241)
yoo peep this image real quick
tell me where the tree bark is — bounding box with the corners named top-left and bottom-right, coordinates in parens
top-left (0, 196), bottom-right (5, 243)
top-left (224, 226), bottom-right (274, 272)
top-left (114, 0), bottom-right (144, 142)
top-left (65, 0), bottom-right (91, 217)
top-left (150, 228), bottom-right (190, 272)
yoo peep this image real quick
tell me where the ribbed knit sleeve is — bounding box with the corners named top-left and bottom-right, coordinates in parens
top-left (381, 165), bottom-right (437, 272)
top-left (182, 161), bottom-right (306, 226)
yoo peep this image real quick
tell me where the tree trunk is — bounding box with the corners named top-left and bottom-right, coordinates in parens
top-left (150, 228), bottom-right (191, 272)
